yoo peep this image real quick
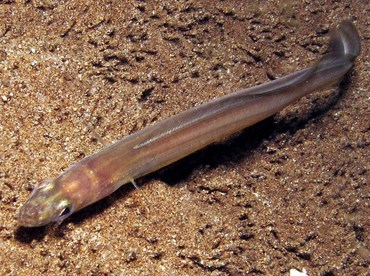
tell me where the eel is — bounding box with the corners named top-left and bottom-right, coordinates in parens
top-left (18, 20), bottom-right (361, 227)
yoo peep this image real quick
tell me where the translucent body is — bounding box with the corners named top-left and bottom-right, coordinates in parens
top-left (18, 21), bottom-right (361, 227)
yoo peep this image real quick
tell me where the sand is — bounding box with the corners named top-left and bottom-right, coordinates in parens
top-left (0, 1), bottom-right (368, 275)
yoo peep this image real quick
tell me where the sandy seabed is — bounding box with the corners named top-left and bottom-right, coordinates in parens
top-left (0, 1), bottom-right (368, 275)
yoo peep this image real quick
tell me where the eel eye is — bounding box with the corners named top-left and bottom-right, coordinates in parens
top-left (59, 206), bottom-right (72, 218)
top-left (52, 200), bottom-right (75, 224)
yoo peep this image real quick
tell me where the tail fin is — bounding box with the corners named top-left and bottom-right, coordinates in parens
top-left (329, 20), bottom-right (361, 61)
top-left (303, 20), bottom-right (361, 89)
